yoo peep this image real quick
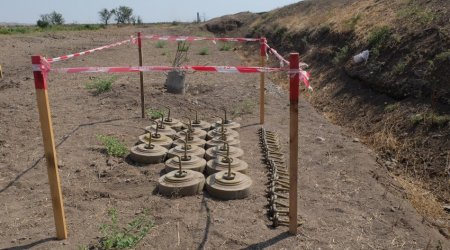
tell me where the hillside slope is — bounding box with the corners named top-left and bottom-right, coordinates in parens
top-left (206, 0), bottom-right (450, 222)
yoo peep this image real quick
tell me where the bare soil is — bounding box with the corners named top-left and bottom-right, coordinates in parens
top-left (0, 25), bottom-right (448, 249)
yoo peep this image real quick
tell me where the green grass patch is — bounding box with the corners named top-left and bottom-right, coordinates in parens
top-left (198, 47), bottom-right (209, 55)
top-left (345, 14), bottom-right (361, 30)
top-left (398, 3), bottom-right (438, 25)
top-left (434, 50), bottom-right (450, 62)
top-left (384, 103), bottom-right (400, 113)
top-left (332, 45), bottom-right (349, 65)
top-left (219, 43), bottom-right (232, 51)
top-left (392, 56), bottom-right (411, 75)
top-left (155, 40), bottom-right (166, 48)
top-left (0, 24), bottom-right (102, 35)
top-left (231, 99), bottom-right (257, 116)
top-left (368, 26), bottom-right (390, 47)
top-left (99, 208), bottom-right (154, 249)
top-left (97, 135), bottom-right (128, 158)
top-left (410, 113), bottom-right (450, 126)
top-left (85, 76), bottom-right (116, 95)
top-left (146, 108), bottom-right (165, 120)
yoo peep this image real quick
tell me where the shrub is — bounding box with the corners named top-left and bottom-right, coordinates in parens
top-left (99, 208), bottom-right (154, 249)
top-left (146, 108), bottom-right (165, 120)
top-left (332, 45), bottom-right (349, 65)
top-left (97, 135), bottom-right (128, 158)
top-left (85, 76), bottom-right (116, 95)
top-left (219, 43), bottom-right (232, 51)
top-left (155, 40), bottom-right (166, 48)
top-left (368, 26), bottom-right (390, 47)
top-left (198, 47), bottom-right (209, 55)
top-left (384, 103), bottom-right (399, 113)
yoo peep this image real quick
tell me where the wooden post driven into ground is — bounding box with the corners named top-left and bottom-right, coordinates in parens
top-left (31, 56), bottom-right (68, 240)
top-left (288, 53), bottom-right (299, 235)
top-left (138, 32), bottom-right (145, 118)
top-left (259, 37), bottom-right (267, 125)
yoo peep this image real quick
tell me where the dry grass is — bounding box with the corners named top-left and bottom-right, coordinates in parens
top-left (394, 176), bottom-right (448, 220)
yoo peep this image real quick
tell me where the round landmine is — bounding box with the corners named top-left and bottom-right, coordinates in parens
top-left (158, 169), bottom-right (205, 197)
top-left (168, 144), bottom-right (206, 159)
top-left (205, 144), bottom-right (244, 160)
top-left (192, 120), bottom-right (211, 131)
top-left (206, 156), bottom-right (248, 175)
top-left (159, 155), bottom-right (205, 197)
top-left (178, 127), bottom-right (207, 140)
top-left (145, 124), bottom-right (176, 139)
top-left (165, 155), bottom-right (206, 173)
top-left (212, 108), bottom-right (241, 130)
top-left (162, 106), bottom-right (184, 131)
top-left (130, 143), bottom-right (168, 164)
top-left (173, 136), bottom-right (206, 148)
top-left (206, 127), bottom-right (239, 140)
top-left (212, 120), bottom-right (240, 130)
top-left (205, 136), bottom-right (240, 149)
top-left (138, 133), bottom-right (173, 149)
top-left (162, 118), bottom-right (184, 132)
top-left (205, 169), bottom-right (252, 200)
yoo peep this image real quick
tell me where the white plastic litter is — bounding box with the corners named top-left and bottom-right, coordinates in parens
top-left (353, 50), bottom-right (370, 64)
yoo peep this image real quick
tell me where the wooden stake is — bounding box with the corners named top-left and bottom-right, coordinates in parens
top-left (288, 53), bottom-right (299, 235)
top-left (138, 32), bottom-right (145, 118)
top-left (0, 64), bottom-right (3, 79)
top-left (259, 38), bottom-right (267, 125)
top-left (32, 56), bottom-right (67, 240)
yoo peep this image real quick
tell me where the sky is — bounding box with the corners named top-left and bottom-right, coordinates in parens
top-left (0, 0), bottom-right (300, 24)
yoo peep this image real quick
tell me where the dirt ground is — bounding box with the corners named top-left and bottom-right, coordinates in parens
top-left (0, 25), bottom-right (449, 249)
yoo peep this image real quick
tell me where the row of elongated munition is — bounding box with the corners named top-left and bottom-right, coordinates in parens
top-left (259, 128), bottom-right (292, 227)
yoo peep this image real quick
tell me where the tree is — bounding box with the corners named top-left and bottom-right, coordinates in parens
top-left (114, 6), bottom-right (133, 24)
top-left (99, 8), bottom-right (114, 25)
top-left (49, 11), bottom-right (64, 25)
top-left (36, 11), bottom-right (64, 28)
top-left (137, 16), bottom-right (143, 25)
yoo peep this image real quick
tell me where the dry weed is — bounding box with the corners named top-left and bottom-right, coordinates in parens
top-left (394, 176), bottom-right (447, 220)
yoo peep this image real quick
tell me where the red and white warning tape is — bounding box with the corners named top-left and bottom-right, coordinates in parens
top-left (47, 37), bottom-right (134, 63)
top-left (144, 35), bottom-right (260, 42)
top-left (265, 43), bottom-right (312, 91)
top-left (43, 65), bottom-right (284, 74)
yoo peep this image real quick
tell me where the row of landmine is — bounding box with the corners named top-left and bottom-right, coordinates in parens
top-left (129, 111), bottom-right (253, 200)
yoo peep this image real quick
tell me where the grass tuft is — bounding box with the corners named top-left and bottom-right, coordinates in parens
top-left (97, 135), bottom-right (128, 158)
top-left (198, 47), bottom-right (209, 55)
top-left (219, 43), bottom-right (232, 51)
top-left (146, 108), bottom-right (165, 120)
top-left (99, 208), bottom-right (154, 249)
top-left (155, 41), bottom-right (166, 48)
top-left (332, 45), bottom-right (349, 65)
top-left (85, 76), bottom-right (116, 95)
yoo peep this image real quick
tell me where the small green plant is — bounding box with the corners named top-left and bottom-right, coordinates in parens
top-left (178, 42), bottom-right (190, 52)
top-left (99, 208), bottom-right (154, 249)
top-left (434, 50), bottom-right (450, 62)
top-left (384, 103), bottom-right (400, 113)
top-left (410, 113), bottom-right (450, 126)
top-left (198, 47), bottom-right (209, 55)
top-left (97, 135), bottom-right (128, 158)
top-left (397, 3), bottom-right (437, 25)
top-left (155, 40), bottom-right (166, 48)
top-left (85, 76), bottom-right (116, 95)
top-left (410, 113), bottom-right (424, 125)
top-left (345, 14), bottom-right (361, 30)
top-left (392, 56), bottom-right (411, 75)
top-left (146, 108), bottom-right (165, 120)
top-left (231, 99), bottom-right (256, 116)
top-left (219, 43), bottom-right (232, 51)
top-left (332, 45), bottom-right (349, 65)
top-left (368, 26), bottom-right (390, 47)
